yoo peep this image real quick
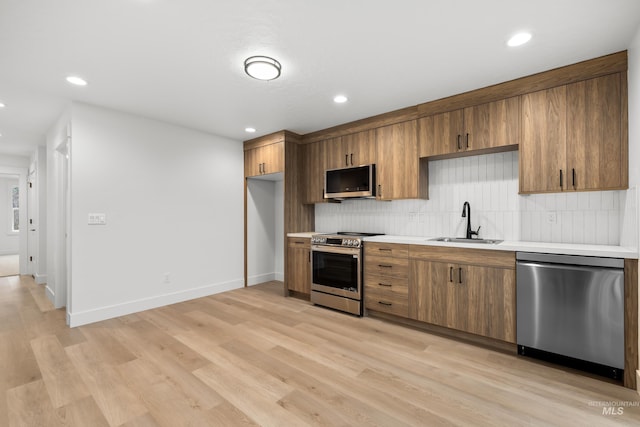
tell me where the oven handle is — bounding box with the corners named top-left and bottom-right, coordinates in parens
top-left (311, 245), bottom-right (361, 256)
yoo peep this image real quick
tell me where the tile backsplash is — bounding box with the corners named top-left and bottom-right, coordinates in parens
top-left (315, 151), bottom-right (635, 247)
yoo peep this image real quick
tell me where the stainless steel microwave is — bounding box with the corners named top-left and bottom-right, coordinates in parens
top-left (324, 164), bottom-right (376, 199)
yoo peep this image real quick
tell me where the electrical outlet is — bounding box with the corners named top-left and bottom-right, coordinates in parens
top-left (408, 212), bottom-right (418, 222)
top-left (163, 273), bottom-right (171, 284)
top-left (88, 213), bottom-right (106, 225)
top-left (546, 211), bottom-right (557, 224)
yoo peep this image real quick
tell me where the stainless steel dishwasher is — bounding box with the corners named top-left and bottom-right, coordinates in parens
top-left (516, 252), bottom-right (624, 379)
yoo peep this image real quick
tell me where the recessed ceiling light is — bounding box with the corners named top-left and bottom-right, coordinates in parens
top-left (245, 127), bottom-right (256, 133)
top-left (66, 75), bottom-right (88, 86)
top-left (333, 95), bottom-right (348, 103)
top-left (507, 32), bottom-right (532, 47)
top-left (0, 102), bottom-right (5, 108)
top-left (244, 56), bottom-right (281, 81)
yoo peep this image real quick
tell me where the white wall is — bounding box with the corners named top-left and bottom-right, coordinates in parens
top-left (0, 176), bottom-right (20, 255)
top-left (66, 103), bottom-right (244, 326)
top-left (247, 179), bottom-right (276, 284)
top-left (274, 179), bottom-right (284, 280)
top-left (316, 151), bottom-right (628, 246)
top-left (246, 176), bottom-right (284, 285)
top-left (0, 154), bottom-right (30, 169)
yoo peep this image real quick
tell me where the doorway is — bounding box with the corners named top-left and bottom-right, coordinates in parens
top-left (245, 172), bottom-right (284, 286)
top-left (0, 168), bottom-right (28, 277)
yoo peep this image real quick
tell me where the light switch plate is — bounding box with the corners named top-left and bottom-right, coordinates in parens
top-left (88, 213), bottom-right (106, 225)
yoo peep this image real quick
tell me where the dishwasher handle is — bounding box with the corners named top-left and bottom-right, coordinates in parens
top-left (516, 252), bottom-right (624, 269)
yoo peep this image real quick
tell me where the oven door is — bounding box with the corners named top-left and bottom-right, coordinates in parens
top-left (311, 245), bottom-right (361, 300)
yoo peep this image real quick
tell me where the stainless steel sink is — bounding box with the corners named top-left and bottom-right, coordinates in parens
top-left (429, 237), bottom-right (503, 244)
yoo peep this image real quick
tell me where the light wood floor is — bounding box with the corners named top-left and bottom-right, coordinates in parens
top-left (3, 276), bottom-right (640, 426)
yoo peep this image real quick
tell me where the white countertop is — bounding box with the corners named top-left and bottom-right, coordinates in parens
top-left (287, 232), bottom-right (316, 238)
top-left (363, 235), bottom-right (639, 259)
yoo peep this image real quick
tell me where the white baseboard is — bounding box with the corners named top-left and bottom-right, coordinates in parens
top-left (247, 272), bottom-right (276, 286)
top-left (68, 278), bottom-right (244, 327)
top-left (45, 284), bottom-right (55, 305)
top-left (274, 272), bottom-right (284, 281)
top-left (35, 273), bottom-right (47, 285)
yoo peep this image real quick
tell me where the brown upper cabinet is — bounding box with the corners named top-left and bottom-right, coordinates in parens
top-left (520, 73), bottom-right (627, 193)
top-left (375, 120), bottom-right (428, 201)
top-left (304, 140), bottom-right (328, 204)
top-left (244, 141), bottom-right (284, 177)
top-left (325, 130), bottom-right (377, 170)
top-left (418, 97), bottom-right (520, 158)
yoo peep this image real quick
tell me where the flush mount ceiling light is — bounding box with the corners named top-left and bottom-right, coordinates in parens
top-left (507, 32), bottom-right (532, 47)
top-left (66, 75), bottom-right (88, 86)
top-left (245, 127), bottom-right (256, 133)
top-left (333, 95), bottom-right (348, 104)
top-left (244, 56), bottom-right (281, 81)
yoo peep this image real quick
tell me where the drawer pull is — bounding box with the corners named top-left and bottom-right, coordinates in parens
top-left (378, 248), bottom-right (392, 252)
top-left (449, 266), bottom-right (453, 282)
top-left (378, 264), bottom-right (393, 268)
top-left (458, 267), bottom-right (463, 284)
top-left (378, 301), bottom-right (392, 306)
top-left (378, 282), bottom-right (392, 287)
top-left (294, 241), bottom-right (305, 244)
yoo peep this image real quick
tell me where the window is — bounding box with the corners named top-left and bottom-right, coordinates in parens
top-left (10, 185), bottom-right (18, 233)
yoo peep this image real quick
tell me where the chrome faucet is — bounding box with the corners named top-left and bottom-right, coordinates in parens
top-left (461, 201), bottom-right (480, 239)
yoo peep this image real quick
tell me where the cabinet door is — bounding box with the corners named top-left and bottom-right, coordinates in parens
top-left (376, 120), bottom-right (420, 200)
top-left (463, 97), bottom-right (519, 152)
top-left (519, 86), bottom-right (567, 193)
top-left (566, 73), bottom-right (625, 191)
top-left (343, 129), bottom-right (376, 167)
top-left (244, 148), bottom-right (260, 177)
top-left (418, 110), bottom-right (464, 157)
top-left (244, 143), bottom-right (284, 177)
top-left (261, 142), bottom-right (284, 175)
top-left (459, 265), bottom-right (516, 343)
top-left (324, 136), bottom-right (346, 170)
top-left (304, 141), bottom-right (327, 204)
top-left (409, 260), bottom-right (454, 327)
top-left (286, 241), bottom-right (310, 294)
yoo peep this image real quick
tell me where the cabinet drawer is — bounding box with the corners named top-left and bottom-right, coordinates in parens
top-left (288, 238), bottom-right (310, 249)
top-left (365, 286), bottom-right (408, 317)
top-left (409, 245), bottom-right (515, 269)
top-left (364, 274), bottom-right (408, 294)
top-left (365, 242), bottom-right (409, 258)
top-left (365, 255), bottom-right (409, 278)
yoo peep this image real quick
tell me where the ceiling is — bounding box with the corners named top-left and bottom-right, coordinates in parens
top-left (1, 0), bottom-right (640, 157)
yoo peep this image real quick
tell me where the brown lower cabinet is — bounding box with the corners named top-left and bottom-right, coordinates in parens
top-left (408, 259), bottom-right (516, 343)
top-left (364, 243), bottom-right (516, 344)
top-left (286, 237), bottom-right (311, 295)
top-left (364, 243), bottom-right (410, 317)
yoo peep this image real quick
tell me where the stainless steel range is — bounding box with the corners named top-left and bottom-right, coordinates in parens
top-left (310, 232), bottom-right (381, 315)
